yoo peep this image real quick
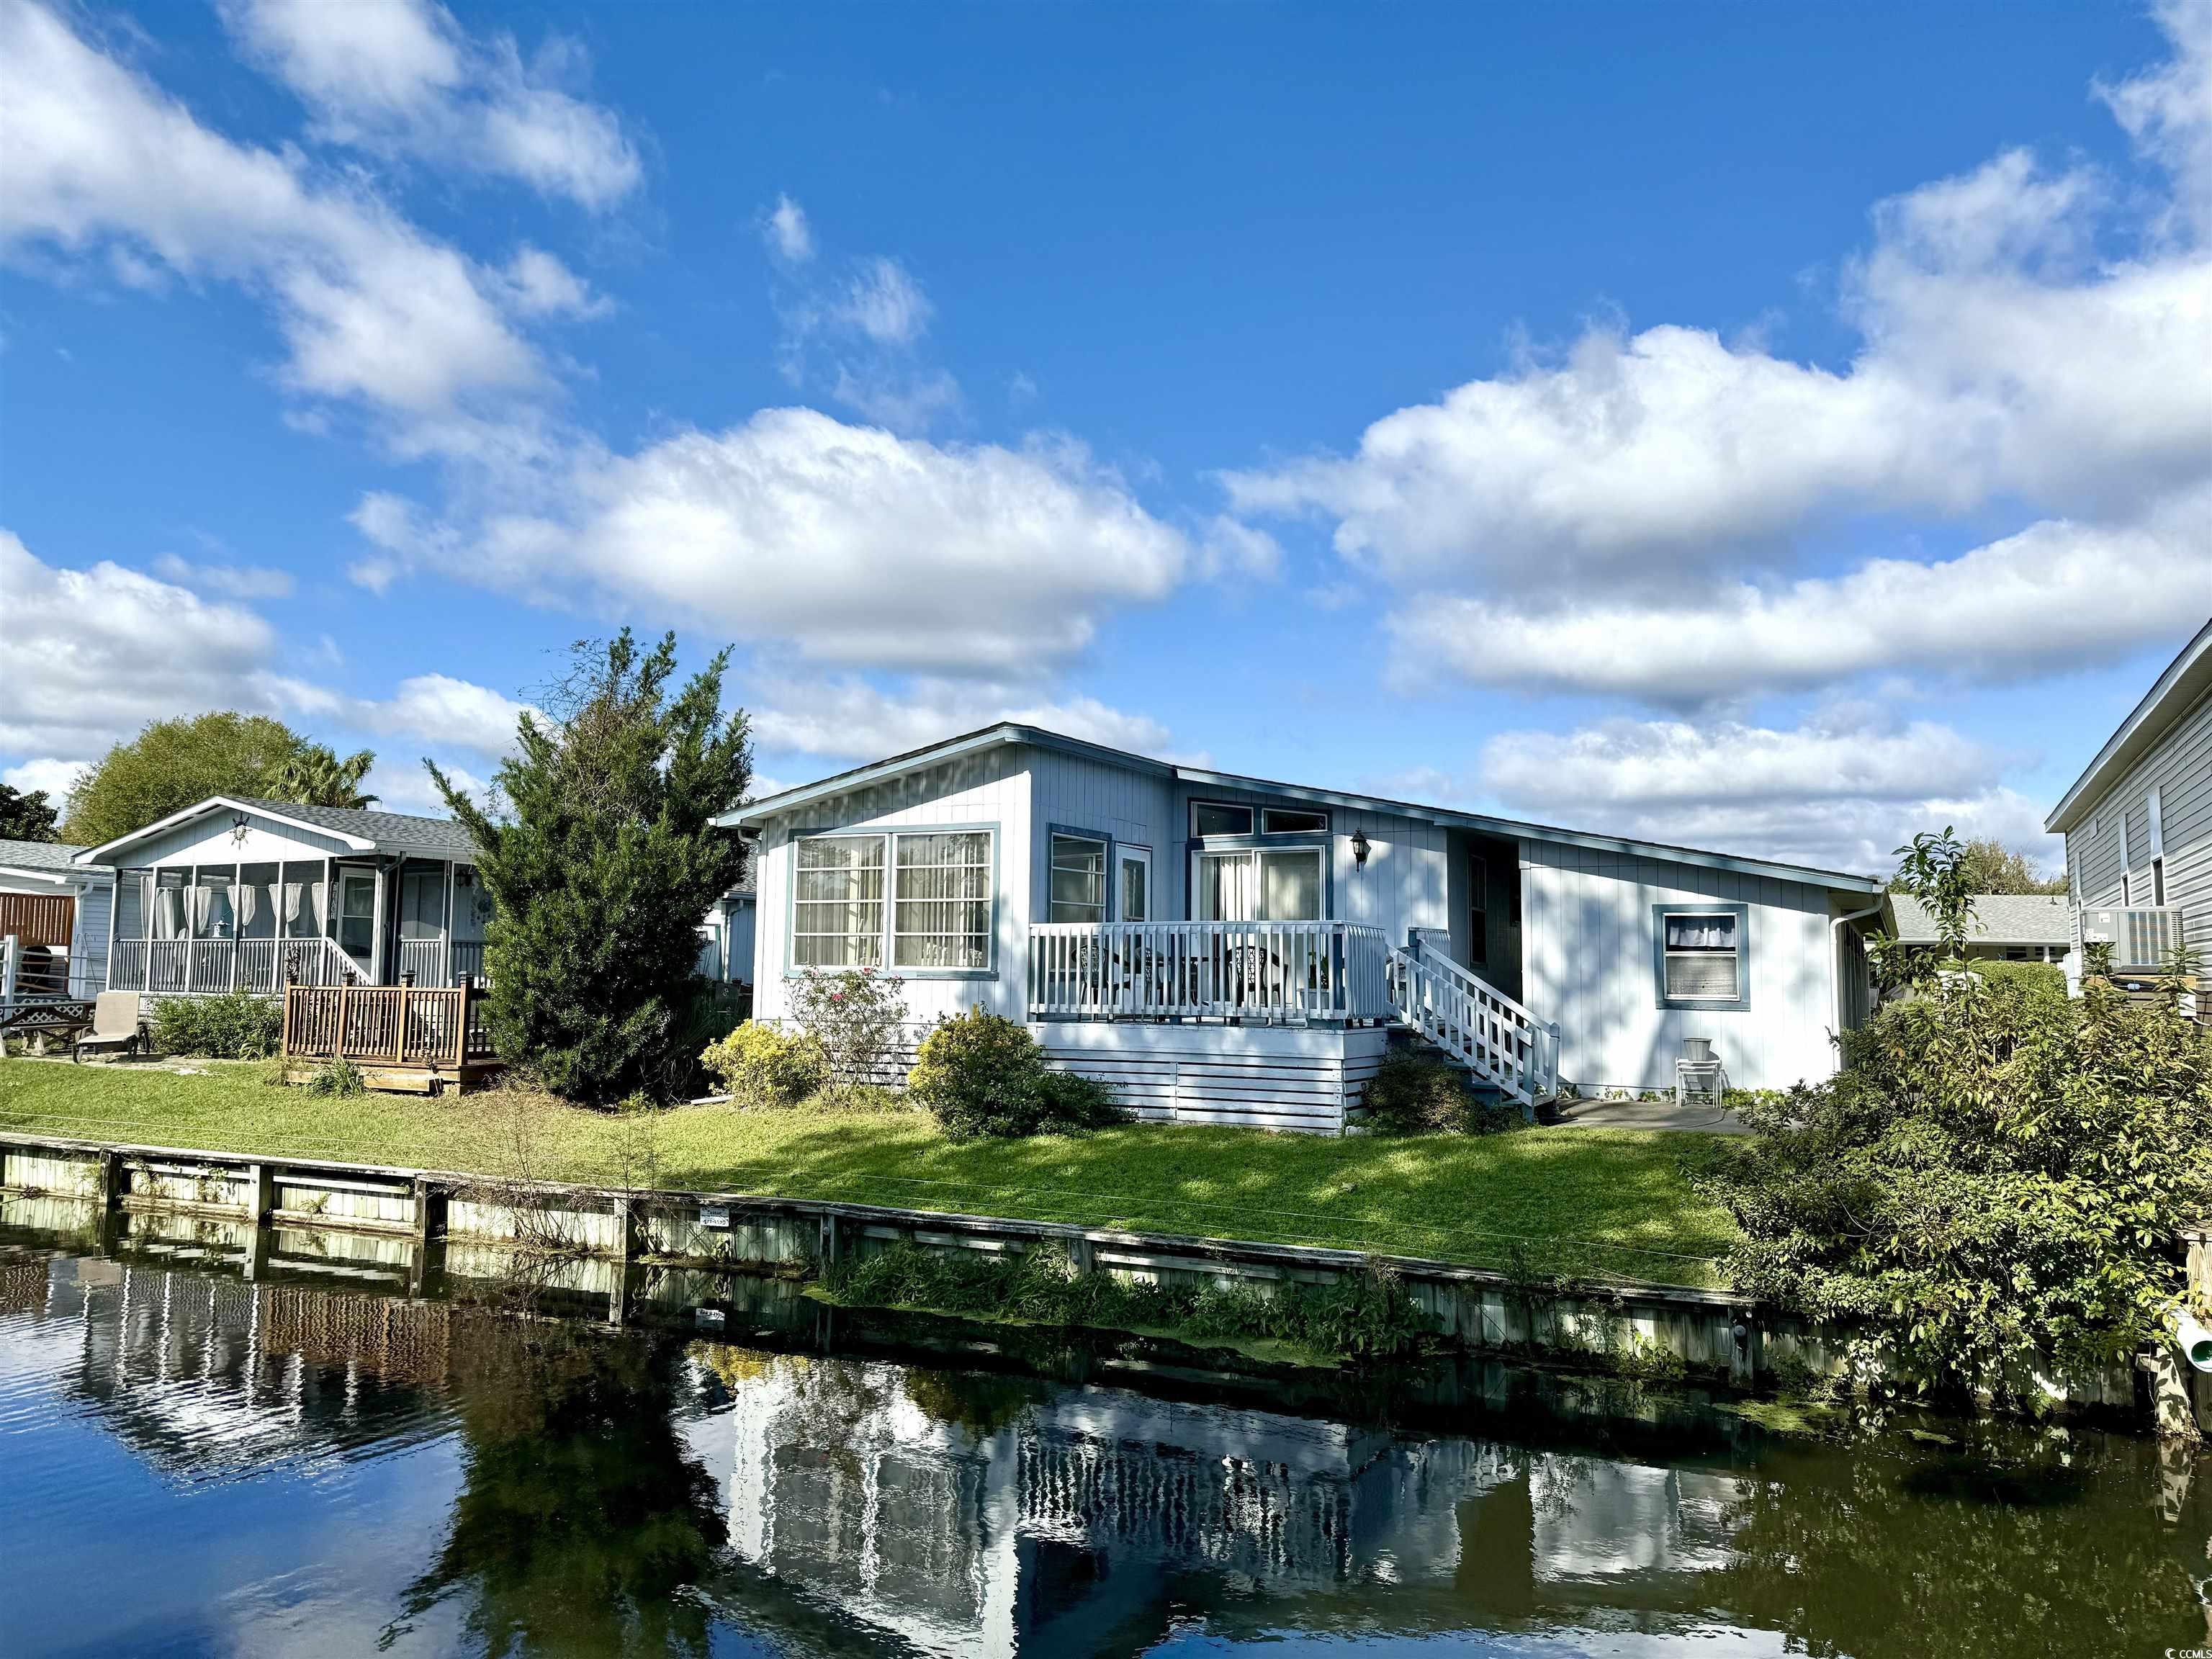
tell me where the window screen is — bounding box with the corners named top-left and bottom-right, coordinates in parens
top-left (1662, 912), bottom-right (1740, 1000)
top-left (1049, 834), bottom-right (1107, 924)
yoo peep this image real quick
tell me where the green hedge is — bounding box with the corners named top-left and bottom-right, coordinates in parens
top-left (149, 992), bottom-right (282, 1060)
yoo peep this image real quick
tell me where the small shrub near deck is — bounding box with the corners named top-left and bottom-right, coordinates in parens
top-left (700, 1023), bottom-right (827, 1107)
top-left (150, 992), bottom-right (282, 1060)
top-left (825, 1241), bottom-right (1434, 1362)
top-left (303, 1058), bottom-right (366, 1097)
top-left (788, 967), bottom-right (909, 1092)
top-left (907, 1006), bottom-right (1125, 1138)
top-left (1362, 1048), bottom-right (1519, 1136)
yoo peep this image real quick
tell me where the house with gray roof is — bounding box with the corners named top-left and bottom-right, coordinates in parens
top-left (722, 722), bottom-right (1891, 1126)
top-left (1884, 893), bottom-right (2072, 964)
top-left (72, 796), bottom-right (495, 996)
top-left (0, 836), bottom-right (114, 999)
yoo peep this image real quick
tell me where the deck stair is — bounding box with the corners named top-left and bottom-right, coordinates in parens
top-left (1384, 938), bottom-right (1560, 1116)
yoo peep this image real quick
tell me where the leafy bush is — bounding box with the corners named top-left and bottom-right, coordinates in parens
top-left (150, 991), bottom-right (282, 1059)
top-left (700, 1022), bottom-right (827, 1107)
top-left (1709, 844), bottom-right (2212, 1406)
top-left (907, 1006), bottom-right (1125, 1138)
top-left (303, 1058), bottom-right (366, 1097)
top-left (1361, 1048), bottom-right (1519, 1136)
top-left (1968, 958), bottom-right (2067, 1006)
top-left (788, 967), bottom-right (909, 1092)
top-left (824, 1241), bottom-right (1434, 1362)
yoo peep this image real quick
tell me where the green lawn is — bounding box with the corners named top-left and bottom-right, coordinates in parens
top-left (0, 1059), bottom-right (1744, 1287)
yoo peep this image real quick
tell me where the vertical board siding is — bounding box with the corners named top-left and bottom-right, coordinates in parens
top-left (1522, 840), bottom-right (1841, 1092)
top-left (2064, 680), bottom-right (2211, 942)
top-left (1026, 747), bottom-right (1181, 918)
top-left (751, 749), bottom-right (1032, 1027)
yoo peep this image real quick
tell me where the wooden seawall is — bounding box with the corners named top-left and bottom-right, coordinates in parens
top-left (0, 1128), bottom-right (2152, 1416)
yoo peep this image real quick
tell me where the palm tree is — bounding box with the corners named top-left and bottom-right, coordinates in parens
top-left (267, 744), bottom-right (379, 809)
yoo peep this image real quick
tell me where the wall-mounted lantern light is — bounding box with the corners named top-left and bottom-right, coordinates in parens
top-left (1350, 828), bottom-right (1371, 868)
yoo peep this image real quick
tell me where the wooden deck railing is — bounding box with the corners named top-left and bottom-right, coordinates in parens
top-left (0, 893), bottom-right (73, 949)
top-left (1028, 921), bottom-right (1393, 1023)
top-left (282, 982), bottom-right (496, 1070)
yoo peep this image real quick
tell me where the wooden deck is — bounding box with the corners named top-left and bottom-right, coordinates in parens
top-left (280, 983), bottom-right (500, 1093)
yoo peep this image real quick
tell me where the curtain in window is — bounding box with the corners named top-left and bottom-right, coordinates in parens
top-left (153, 876), bottom-right (187, 941)
top-left (1663, 912), bottom-right (1740, 999)
top-left (1196, 852), bottom-right (1254, 922)
top-left (793, 838), bottom-right (886, 967)
top-left (894, 832), bottom-right (990, 968)
top-left (238, 863), bottom-right (278, 938)
top-left (1260, 849), bottom-right (1322, 921)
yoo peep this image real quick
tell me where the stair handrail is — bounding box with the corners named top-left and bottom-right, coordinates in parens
top-left (1385, 940), bottom-right (1560, 1106)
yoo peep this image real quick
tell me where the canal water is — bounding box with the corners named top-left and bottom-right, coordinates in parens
top-left (1, 1215), bottom-right (2206, 1658)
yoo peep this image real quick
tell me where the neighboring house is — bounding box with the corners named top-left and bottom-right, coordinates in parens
top-left (0, 837), bottom-right (114, 999)
top-left (1884, 894), bottom-right (2072, 965)
top-left (2046, 615), bottom-right (2211, 980)
top-left (698, 877), bottom-right (757, 986)
top-left (70, 794), bottom-right (755, 1001)
top-left (721, 724), bottom-right (1888, 1130)
top-left (72, 797), bottom-right (491, 994)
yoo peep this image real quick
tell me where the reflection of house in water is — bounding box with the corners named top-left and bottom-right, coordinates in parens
top-left (17, 1252), bottom-right (454, 1480)
top-left (694, 1351), bottom-right (1747, 1658)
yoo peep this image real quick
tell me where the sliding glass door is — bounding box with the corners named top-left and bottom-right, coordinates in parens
top-left (1192, 847), bottom-right (1323, 921)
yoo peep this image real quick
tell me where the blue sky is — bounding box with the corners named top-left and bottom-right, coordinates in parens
top-left (4, 0), bottom-right (2207, 874)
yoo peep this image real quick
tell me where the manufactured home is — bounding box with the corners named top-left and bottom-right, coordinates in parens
top-left (723, 724), bottom-right (1888, 1130)
top-left (72, 797), bottom-right (493, 994)
top-left (0, 837), bottom-right (114, 999)
top-left (2047, 614), bottom-right (2210, 984)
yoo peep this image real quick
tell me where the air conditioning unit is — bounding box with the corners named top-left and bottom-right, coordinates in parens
top-left (2080, 907), bottom-right (2182, 969)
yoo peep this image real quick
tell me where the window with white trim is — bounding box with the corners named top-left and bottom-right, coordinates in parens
top-left (1659, 909), bottom-right (1743, 1003)
top-left (1194, 845), bottom-right (1323, 921)
top-left (1048, 832), bottom-right (1107, 924)
top-left (793, 830), bottom-right (994, 971)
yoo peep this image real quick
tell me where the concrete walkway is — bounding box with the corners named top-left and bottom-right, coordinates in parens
top-left (1552, 1096), bottom-right (1753, 1136)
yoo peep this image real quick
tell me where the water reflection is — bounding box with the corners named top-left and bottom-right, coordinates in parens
top-left (1, 1215), bottom-right (2208, 1658)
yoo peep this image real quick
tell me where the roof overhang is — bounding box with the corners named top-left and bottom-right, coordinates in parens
top-left (2046, 616), bottom-right (2212, 835)
top-left (75, 796), bottom-right (379, 866)
top-left (0, 863), bottom-right (107, 889)
top-left (726, 722), bottom-right (1885, 895)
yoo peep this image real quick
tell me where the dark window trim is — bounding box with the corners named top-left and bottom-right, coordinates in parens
top-left (1653, 901), bottom-right (1752, 1012)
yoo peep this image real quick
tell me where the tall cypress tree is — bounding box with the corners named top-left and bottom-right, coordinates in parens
top-left (432, 631), bottom-right (750, 1103)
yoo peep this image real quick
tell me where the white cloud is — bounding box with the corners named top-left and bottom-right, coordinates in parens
top-left (220, 0), bottom-right (642, 210)
top-left (1467, 716), bottom-right (2055, 876)
top-left (1223, 7), bottom-right (2212, 704)
top-left (4, 758), bottom-right (86, 802)
top-left (835, 256), bottom-right (931, 346)
top-left (150, 554), bottom-right (296, 601)
top-left (747, 674), bottom-right (1189, 765)
top-left (0, 529), bottom-right (284, 757)
top-left (1388, 493), bottom-right (2212, 703)
top-left (827, 364), bottom-right (962, 430)
top-left (442, 408), bottom-right (1192, 673)
top-left (499, 246), bottom-right (608, 318)
top-left (366, 756), bottom-right (492, 814)
top-left (762, 192), bottom-right (813, 264)
top-left (262, 670), bottom-right (534, 758)
top-left (1, 0), bottom-right (551, 434)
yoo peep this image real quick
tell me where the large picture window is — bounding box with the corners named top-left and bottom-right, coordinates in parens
top-left (792, 829), bottom-right (994, 974)
top-left (1194, 846), bottom-right (1323, 921)
top-left (1654, 904), bottom-right (1750, 1010)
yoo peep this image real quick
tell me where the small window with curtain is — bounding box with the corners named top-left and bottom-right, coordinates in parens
top-left (1655, 904), bottom-right (1749, 1010)
top-left (1049, 832), bottom-right (1107, 924)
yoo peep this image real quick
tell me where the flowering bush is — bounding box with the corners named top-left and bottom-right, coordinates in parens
top-left (788, 967), bottom-right (909, 1092)
top-left (700, 1022), bottom-right (826, 1106)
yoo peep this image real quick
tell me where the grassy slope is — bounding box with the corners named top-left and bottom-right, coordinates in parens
top-left (0, 1060), bottom-right (1743, 1286)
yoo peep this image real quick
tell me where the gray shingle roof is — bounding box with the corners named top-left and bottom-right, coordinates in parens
top-left (233, 798), bottom-right (480, 856)
top-left (0, 837), bottom-right (89, 872)
top-left (1889, 893), bottom-right (2072, 946)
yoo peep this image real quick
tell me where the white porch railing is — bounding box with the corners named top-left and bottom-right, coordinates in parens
top-left (1029, 921), bottom-right (1393, 1023)
top-left (110, 936), bottom-right (367, 995)
top-left (1385, 938), bottom-right (1560, 1110)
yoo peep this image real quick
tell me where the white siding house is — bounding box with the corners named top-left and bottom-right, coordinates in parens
top-left (727, 725), bottom-right (1886, 1130)
top-left (2047, 616), bottom-right (2212, 980)
top-left (0, 837), bottom-right (114, 999)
